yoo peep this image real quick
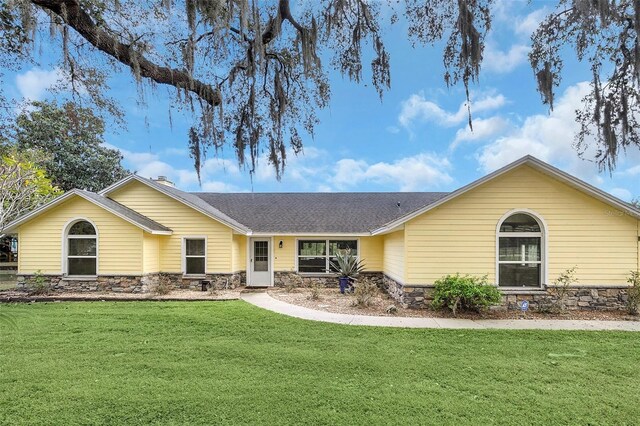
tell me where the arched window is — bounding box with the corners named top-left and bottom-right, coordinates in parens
top-left (497, 212), bottom-right (544, 287)
top-left (66, 220), bottom-right (97, 276)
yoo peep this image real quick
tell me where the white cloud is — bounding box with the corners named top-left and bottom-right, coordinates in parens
top-left (609, 188), bottom-right (632, 201)
top-left (490, 0), bottom-right (514, 22)
top-left (201, 158), bottom-right (241, 176)
top-left (122, 150), bottom-right (159, 164)
top-left (451, 116), bottom-right (510, 150)
top-left (113, 141), bottom-right (456, 193)
top-left (620, 164), bottom-right (640, 176)
top-left (254, 146), bottom-right (326, 183)
top-left (477, 82), bottom-right (604, 184)
top-left (331, 153), bottom-right (453, 191)
top-left (399, 93), bottom-right (506, 128)
top-left (244, 146), bottom-right (454, 192)
top-left (113, 146), bottom-right (222, 189)
top-left (474, 95), bottom-right (508, 111)
top-left (134, 160), bottom-right (177, 180)
top-left (482, 43), bottom-right (529, 74)
top-left (478, 6), bottom-right (547, 76)
top-left (201, 181), bottom-right (242, 192)
top-left (332, 159), bottom-right (368, 188)
top-left (515, 7), bottom-right (549, 37)
top-left (15, 67), bottom-right (64, 102)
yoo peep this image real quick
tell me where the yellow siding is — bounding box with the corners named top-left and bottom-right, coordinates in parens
top-left (232, 234), bottom-right (246, 272)
top-left (405, 165), bottom-right (639, 286)
top-left (18, 196), bottom-right (143, 275)
top-left (143, 234), bottom-right (160, 274)
top-left (382, 230), bottom-right (405, 282)
top-left (273, 236), bottom-right (383, 272)
top-left (360, 236), bottom-right (383, 271)
top-left (110, 180), bottom-right (233, 273)
top-left (274, 237), bottom-right (296, 271)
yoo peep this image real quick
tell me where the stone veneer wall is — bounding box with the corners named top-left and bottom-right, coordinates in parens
top-left (17, 275), bottom-right (149, 293)
top-left (382, 275), bottom-right (434, 309)
top-left (382, 274), bottom-right (631, 311)
top-left (148, 272), bottom-right (246, 291)
top-left (501, 287), bottom-right (630, 311)
top-left (273, 271), bottom-right (384, 288)
top-left (17, 272), bottom-right (246, 293)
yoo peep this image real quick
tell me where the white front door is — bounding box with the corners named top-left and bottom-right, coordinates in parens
top-left (249, 238), bottom-right (271, 286)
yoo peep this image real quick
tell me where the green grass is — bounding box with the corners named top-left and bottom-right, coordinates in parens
top-left (1, 301), bottom-right (639, 425)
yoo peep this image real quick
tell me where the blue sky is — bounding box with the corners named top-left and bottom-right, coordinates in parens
top-left (3, 1), bottom-right (639, 200)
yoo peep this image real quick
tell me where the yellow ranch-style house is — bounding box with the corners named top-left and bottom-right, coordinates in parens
top-left (4, 156), bottom-right (640, 310)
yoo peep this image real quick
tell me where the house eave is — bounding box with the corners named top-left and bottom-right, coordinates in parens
top-left (371, 155), bottom-right (640, 234)
top-left (249, 232), bottom-right (373, 237)
top-left (149, 230), bottom-right (173, 235)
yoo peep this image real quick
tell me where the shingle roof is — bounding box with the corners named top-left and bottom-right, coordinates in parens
top-left (193, 192), bottom-right (449, 233)
top-left (78, 190), bottom-right (172, 233)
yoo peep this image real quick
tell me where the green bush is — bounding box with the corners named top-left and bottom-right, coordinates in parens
top-left (28, 270), bottom-right (50, 295)
top-left (431, 274), bottom-right (501, 315)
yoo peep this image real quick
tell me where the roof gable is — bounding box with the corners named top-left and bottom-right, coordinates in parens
top-left (370, 155), bottom-right (640, 234)
top-left (100, 175), bottom-right (250, 233)
top-left (3, 190), bottom-right (172, 235)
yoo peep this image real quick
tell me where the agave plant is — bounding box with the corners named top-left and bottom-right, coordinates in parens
top-left (330, 250), bottom-right (365, 279)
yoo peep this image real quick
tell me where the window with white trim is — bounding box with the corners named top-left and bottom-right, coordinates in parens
top-left (498, 213), bottom-right (543, 287)
top-left (297, 240), bottom-right (358, 273)
top-left (66, 220), bottom-right (97, 276)
top-left (184, 238), bottom-right (206, 275)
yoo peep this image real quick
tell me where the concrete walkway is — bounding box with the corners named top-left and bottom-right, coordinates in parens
top-left (241, 292), bottom-right (640, 331)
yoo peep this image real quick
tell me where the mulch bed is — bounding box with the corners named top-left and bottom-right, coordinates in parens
top-left (269, 288), bottom-right (640, 321)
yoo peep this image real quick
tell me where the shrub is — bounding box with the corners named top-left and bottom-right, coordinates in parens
top-left (627, 271), bottom-right (640, 316)
top-left (307, 283), bottom-right (322, 300)
top-left (431, 274), bottom-right (501, 315)
top-left (284, 281), bottom-right (297, 293)
top-left (28, 270), bottom-right (50, 295)
top-left (152, 275), bottom-right (172, 295)
top-left (552, 266), bottom-right (578, 312)
top-left (351, 278), bottom-right (378, 308)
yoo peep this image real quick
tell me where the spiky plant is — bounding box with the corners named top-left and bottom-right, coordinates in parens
top-left (330, 250), bottom-right (365, 279)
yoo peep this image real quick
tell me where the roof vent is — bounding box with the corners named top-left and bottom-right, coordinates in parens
top-left (153, 176), bottom-right (174, 187)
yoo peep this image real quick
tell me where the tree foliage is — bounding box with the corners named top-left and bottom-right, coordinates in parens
top-left (530, 0), bottom-right (640, 171)
top-left (0, 0), bottom-right (638, 177)
top-left (0, 148), bottom-right (62, 234)
top-left (8, 100), bottom-right (129, 192)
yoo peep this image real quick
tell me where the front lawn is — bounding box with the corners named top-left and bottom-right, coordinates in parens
top-left (1, 301), bottom-right (639, 425)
